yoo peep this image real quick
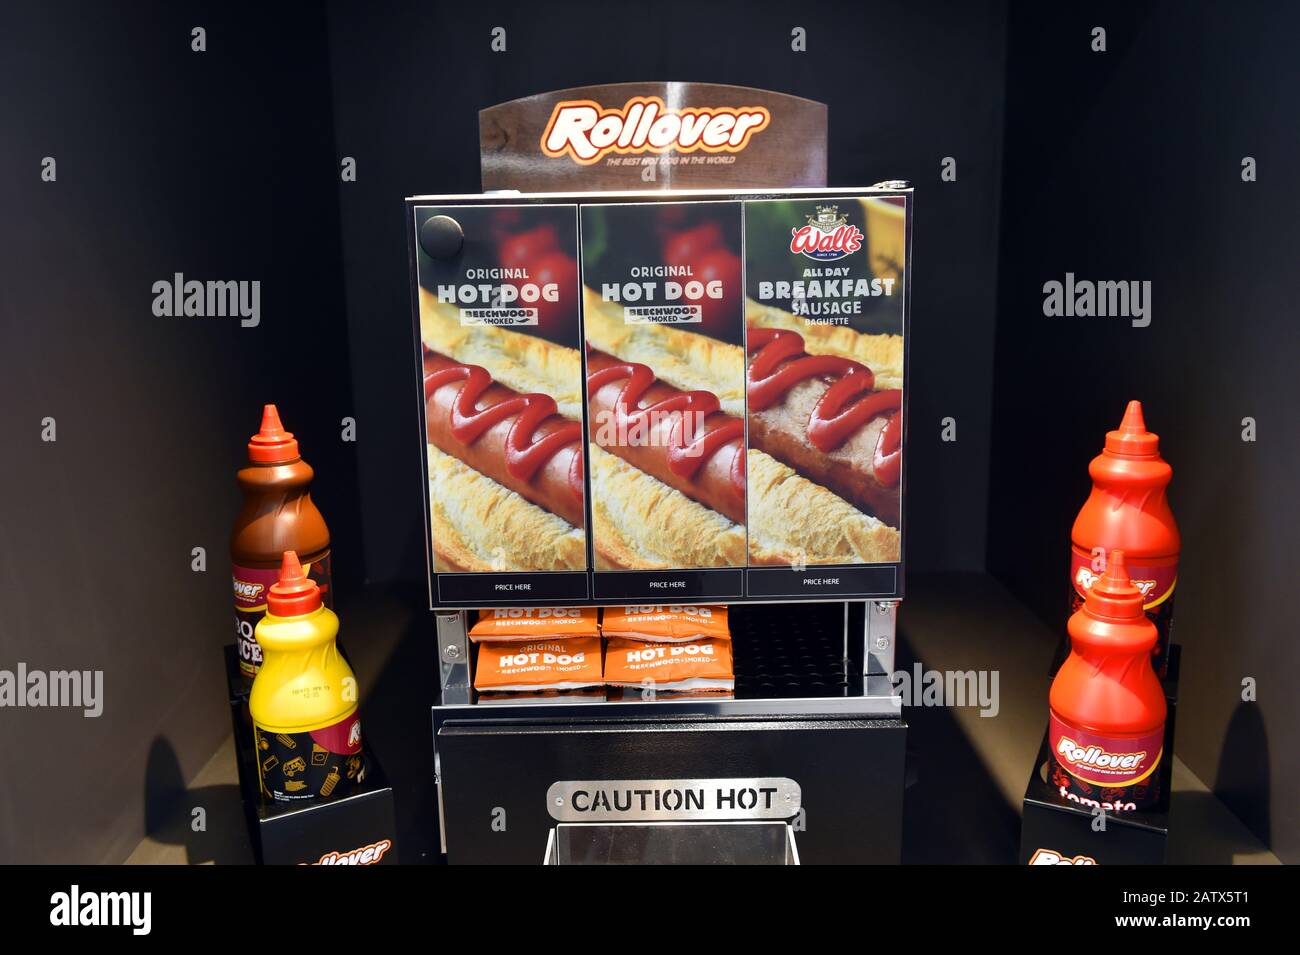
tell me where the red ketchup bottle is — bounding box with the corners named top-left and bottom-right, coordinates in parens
top-left (1049, 550), bottom-right (1167, 812)
top-left (1069, 400), bottom-right (1179, 678)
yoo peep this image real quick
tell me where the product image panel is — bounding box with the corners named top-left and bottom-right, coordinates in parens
top-left (743, 196), bottom-right (905, 584)
top-left (580, 202), bottom-right (748, 591)
top-left (413, 204), bottom-right (590, 602)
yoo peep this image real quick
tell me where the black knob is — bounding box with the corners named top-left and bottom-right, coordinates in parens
top-left (419, 215), bottom-right (464, 259)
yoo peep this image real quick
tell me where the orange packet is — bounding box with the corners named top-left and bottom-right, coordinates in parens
top-left (474, 636), bottom-right (603, 692)
top-left (469, 607), bottom-right (599, 643)
top-left (599, 605), bottom-right (730, 643)
top-left (603, 637), bottom-right (734, 692)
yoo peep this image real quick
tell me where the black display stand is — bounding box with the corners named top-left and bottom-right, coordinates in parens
top-left (224, 646), bottom-right (399, 865)
top-left (1019, 645), bottom-right (1179, 865)
top-left (435, 711), bottom-right (904, 864)
top-left (430, 602), bottom-right (905, 864)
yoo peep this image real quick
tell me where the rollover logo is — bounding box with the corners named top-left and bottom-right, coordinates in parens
top-left (1056, 737), bottom-right (1147, 772)
top-left (1028, 849), bottom-right (1097, 866)
top-left (541, 96), bottom-right (771, 164)
top-left (304, 839), bottom-right (392, 866)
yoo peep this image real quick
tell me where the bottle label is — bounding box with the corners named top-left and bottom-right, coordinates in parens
top-left (232, 554), bottom-right (332, 679)
top-left (1049, 713), bottom-right (1163, 787)
top-left (254, 710), bottom-right (364, 802)
top-left (1069, 547), bottom-right (1176, 678)
top-left (1069, 548), bottom-right (1176, 608)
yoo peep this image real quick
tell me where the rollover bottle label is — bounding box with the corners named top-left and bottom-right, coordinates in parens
top-left (1069, 548), bottom-right (1176, 608)
top-left (232, 554), bottom-right (332, 678)
top-left (1069, 547), bottom-right (1176, 677)
top-left (1048, 712), bottom-right (1163, 812)
top-left (254, 710), bottom-right (364, 802)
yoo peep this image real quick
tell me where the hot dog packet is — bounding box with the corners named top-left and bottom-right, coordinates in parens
top-left (469, 607), bottom-right (599, 643)
top-left (603, 637), bottom-right (734, 692)
top-left (474, 637), bottom-right (603, 692)
top-left (599, 605), bottom-right (730, 643)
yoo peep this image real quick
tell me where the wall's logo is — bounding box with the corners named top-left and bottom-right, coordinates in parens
top-left (790, 205), bottom-right (864, 261)
top-left (541, 96), bottom-right (771, 164)
top-left (305, 838), bottom-right (393, 866)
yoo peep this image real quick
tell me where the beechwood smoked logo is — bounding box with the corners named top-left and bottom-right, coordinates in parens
top-left (541, 97), bottom-right (771, 164)
top-left (790, 205), bottom-right (864, 261)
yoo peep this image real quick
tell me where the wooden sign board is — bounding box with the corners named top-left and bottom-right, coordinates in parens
top-left (480, 82), bottom-right (827, 192)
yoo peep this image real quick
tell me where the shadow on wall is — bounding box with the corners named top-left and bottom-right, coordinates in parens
top-left (1213, 703), bottom-right (1270, 850)
top-left (144, 737), bottom-right (250, 865)
top-left (897, 632), bottom-right (1021, 864)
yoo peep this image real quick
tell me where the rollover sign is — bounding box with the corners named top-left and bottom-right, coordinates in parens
top-left (481, 82), bottom-right (827, 191)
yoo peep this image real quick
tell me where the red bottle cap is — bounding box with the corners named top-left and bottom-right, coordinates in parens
top-left (266, 550), bottom-right (322, 617)
top-left (1104, 400), bottom-right (1160, 457)
top-left (248, 404), bottom-right (300, 464)
top-left (1083, 550), bottom-right (1145, 621)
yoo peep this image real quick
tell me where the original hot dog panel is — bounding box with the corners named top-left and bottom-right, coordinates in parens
top-left (579, 202), bottom-right (748, 577)
top-left (410, 193), bottom-right (908, 608)
top-left (414, 205), bottom-right (591, 602)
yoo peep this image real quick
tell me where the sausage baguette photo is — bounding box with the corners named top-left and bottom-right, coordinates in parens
top-left (421, 292), bottom-right (587, 572)
top-left (742, 197), bottom-right (905, 567)
top-left (583, 289), bottom-right (747, 569)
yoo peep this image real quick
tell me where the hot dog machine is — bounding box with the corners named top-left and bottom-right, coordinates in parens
top-left (406, 86), bottom-right (911, 864)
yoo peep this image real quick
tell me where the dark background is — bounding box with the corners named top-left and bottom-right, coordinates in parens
top-left (1, 0), bottom-right (1294, 864)
top-left (987, 4), bottom-right (1299, 863)
top-left (0, 3), bottom-right (361, 864)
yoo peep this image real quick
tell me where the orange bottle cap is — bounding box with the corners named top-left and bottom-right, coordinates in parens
top-left (1104, 400), bottom-right (1160, 457)
top-left (267, 550), bottom-right (322, 617)
top-left (1083, 550), bottom-right (1145, 620)
top-left (248, 404), bottom-right (301, 464)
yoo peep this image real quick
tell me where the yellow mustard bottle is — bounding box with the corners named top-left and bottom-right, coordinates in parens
top-left (250, 550), bottom-right (365, 802)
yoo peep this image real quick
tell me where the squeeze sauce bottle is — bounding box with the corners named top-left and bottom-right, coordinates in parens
top-left (1049, 550), bottom-right (1166, 812)
top-left (1069, 401), bottom-right (1179, 678)
top-left (232, 405), bottom-right (332, 683)
top-left (249, 551), bottom-right (364, 803)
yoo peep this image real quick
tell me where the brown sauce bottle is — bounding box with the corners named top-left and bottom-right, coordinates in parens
top-left (231, 405), bottom-right (332, 682)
